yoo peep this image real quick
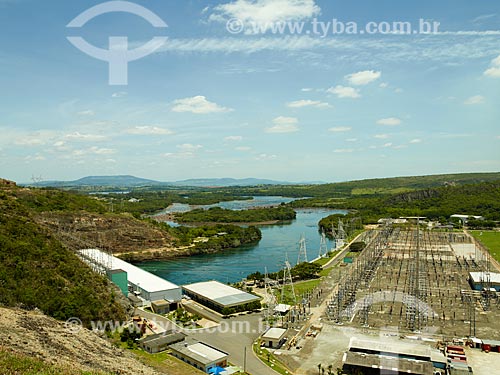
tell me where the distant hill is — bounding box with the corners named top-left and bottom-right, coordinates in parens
top-left (171, 177), bottom-right (292, 187)
top-left (29, 176), bottom-right (294, 188)
top-left (33, 175), bottom-right (164, 188)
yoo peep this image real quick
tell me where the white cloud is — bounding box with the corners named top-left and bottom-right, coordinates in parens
top-left (484, 54), bottom-right (500, 77)
top-left (162, 144), bottom-right (203, 159)
top-left (379, 82), bottom-right (388, 88)
top-left (410, 138), bottom-right (422, 144)
top-left (126, 126), bottom-right (174, 135)
top-left (76, 110), bottom-right (95, 116)
top-left (265, 116), bottom-right (299, 133)
top-left (484, 67), bottom-right (500, 77)
top-left (210, 0), bottom-right (320, 25)
top-left (393, 144), bottom-right (407, 149)
top-left (224, 135), bottom-right (243, 141)
top-left (65, 132), bottom-right (106, 141)
top-left (464, 95), bottom-right (485, 105)
top-left (24, 154), bottom-right (46, 162)
top-left (345, 70), bottom-right (381, 86)
top-left (374, 134), bottom-right (389, 139)
top-left (235, 146), bottom-right (252, 151)
top-left (255, 153), bottom-right (277, 161)
top-left (71, 146), bottom-right (116, 157)
top-left (287, 99), bottom-right (331, 108)
top-left (328, 126), bottom-right (351, 132)
top-left (376, 117), bottom-right (402, 126)
top-left (327, 85), bottom-right (361, 99)
top-left (301, 88), bottom-right (313, 92)
top-left (15, 137), bottom-right (45, 146)
top-left (382, 142), bottom-right (393, 148)
top-left (346, 138), bottom-right (358, 142)
top-left (171, 96), bottom-right (233, 114)
top-left (333, 148), bottom-right (354, 153)
top-left (177, 143), bottom-right (203, 152)
top-left (111, 91), bottom-right (127, 98)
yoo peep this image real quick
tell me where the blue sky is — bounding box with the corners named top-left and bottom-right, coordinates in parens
top-left (0, 0), bottom-right (499, 183)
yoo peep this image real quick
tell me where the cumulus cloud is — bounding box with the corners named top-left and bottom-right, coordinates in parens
top-left (410, 138), bottom-right (422, 144)
top-left (65, 132), bottom-right (107, 141)
top-left (171, 96), bottom-right (232, 114)
top-left (76, 110), bottom-right (95, 116)
top-left (255, 153), bottom-right (277, 161)
top-left (376, 117), bottom-right (402, 126)
top-left (209, 0), bottom-right (320, 25)
top-left (327, 85), bottom-right (361, 99)
top-left (126, 126), bottom-right (174, 135)
top-left (464, 95), bottom-right (485, 105)
top-left (163, 144), bottom-right (203, 159)
top-left (265, 116), bottom-right (299, 133)
top-left (345, 70), bottom-right (381, 86)
top-left (328, 126), bottom-right (351, 132)
top-left (374, 134), bottom-right (390, 139)
top-left (484, 54), bottom-right (500, 77)
top-left (224, 135), bottom-right (243, 141)
top-left (287, 99), bottom-right (331, 108)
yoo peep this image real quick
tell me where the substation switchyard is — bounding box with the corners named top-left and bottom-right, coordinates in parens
top-left (325, 226), bottom-right (500, 338)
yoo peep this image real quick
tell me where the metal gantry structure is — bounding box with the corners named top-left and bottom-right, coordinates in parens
top-left (325, 224), bottom-right (500, 335)
top-left (296, 234), bottom-right (308, 265)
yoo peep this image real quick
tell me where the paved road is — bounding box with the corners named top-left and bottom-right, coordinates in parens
top-left (190, 313), bottom-right (278, 375)
top-left (135, 308), bottom-right (277, 375)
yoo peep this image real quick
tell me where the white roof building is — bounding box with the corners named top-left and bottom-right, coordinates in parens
top-left (79, 248), bottom-right (181, 302)
top-left (182, 280), bottom-right (260, 311)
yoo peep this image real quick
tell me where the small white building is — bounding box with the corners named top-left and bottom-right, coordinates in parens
top-left (261, 328), bottom-right (287, 349)
top-left (169, 339), bottom-right (228, 373)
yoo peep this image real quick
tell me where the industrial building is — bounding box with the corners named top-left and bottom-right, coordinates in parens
top-left (139, 331), bottom-right (186, 354)
top-left (79, 248), bottom-right (182, 308)
top-left (182, 280), bottom-right (260, 312)
top-left (469, 271), bottom-right (500, 292)
top-left (342, 338), bottom-right (438, 375)
top-left (169, 338), bottom-right (228, 373)
top-left (261, 328), bottom-right (287, 349)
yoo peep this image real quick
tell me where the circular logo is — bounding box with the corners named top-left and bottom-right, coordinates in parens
top-left (226, 18), bottom-right (245, 34)
top-left (65, 317), bottom-right (83, 334)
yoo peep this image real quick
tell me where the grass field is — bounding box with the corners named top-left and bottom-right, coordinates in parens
top-left (277, 279), bottom-right (321, 305)
top-left (470, 230), bottom-right (500, 263)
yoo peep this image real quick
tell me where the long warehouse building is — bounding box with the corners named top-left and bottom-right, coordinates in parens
top-left (183, 280), bottom-right (260, 312)
top-left (79, 248), bottom-right (182, 306)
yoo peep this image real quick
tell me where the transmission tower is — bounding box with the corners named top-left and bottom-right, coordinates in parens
top-left (318, 231), bottom-right (328, 258)
top-left (264, 267), bottom-right (278, 320)
top-left (281, 255), bottom-right (296, 306)
top-left (297, 234), bottom-right (308, 265)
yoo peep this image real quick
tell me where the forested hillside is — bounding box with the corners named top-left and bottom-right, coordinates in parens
top-left (0, 182), bottom-right (128, 325)
top-left (319, 181), bottom-right (500, 229)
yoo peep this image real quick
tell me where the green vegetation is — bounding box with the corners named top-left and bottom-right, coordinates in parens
top-left (106, 190), bottom-right (252, 216)
top-left (0, 186), bottom-right (127, 326)
top-left (169, 308), bottom-right (202, 327)
top-left (247, 262), bottom-right (322, 283)
top-left (470, 230), bottom-right (500, 263)
top-left (224, 172), bottom-right (500, 199)
top-left (0, 349), bottom-right (109, 375)
top-left (279, 279), bottom-right (321, 305)
top-left (174, 205), bottom-right (296, 223)
top-left (317, 182), bottom-right (500, 225)
top-left (253, 342), bottom-right (292, 375)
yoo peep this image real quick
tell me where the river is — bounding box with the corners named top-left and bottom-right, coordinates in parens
top-left (137, 197), bottom-right (346, 285)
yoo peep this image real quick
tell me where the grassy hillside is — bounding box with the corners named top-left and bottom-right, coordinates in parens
top-left (319, 181), bottom-right (500, 228)
top-left (227, 172), bottom-right (500, 198)
top-left (0, 183), bottom-right (128, 325)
